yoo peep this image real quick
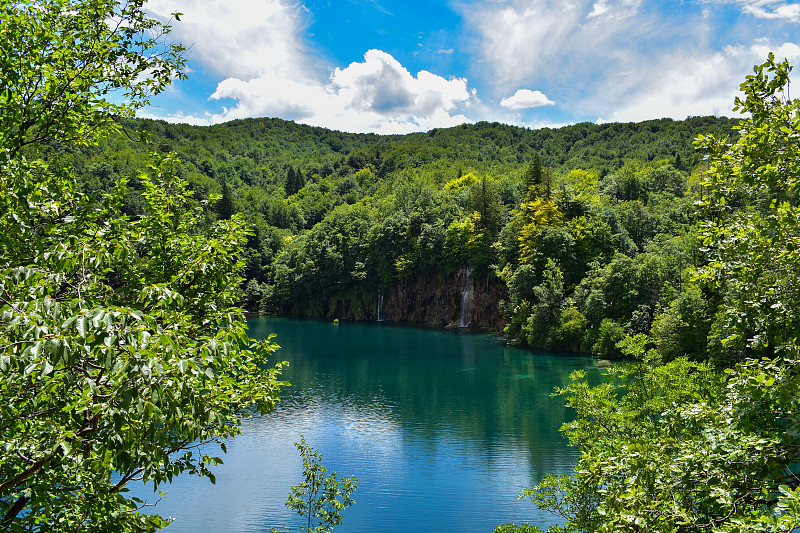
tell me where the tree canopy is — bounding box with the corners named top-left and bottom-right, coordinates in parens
top-left (497, 55), bottom-right (800, 533)
top-left (0, 1), bottom-right (285, 530)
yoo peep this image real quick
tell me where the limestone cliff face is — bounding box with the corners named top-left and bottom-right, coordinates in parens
top-left (326, 268), bottom-right (508, 330)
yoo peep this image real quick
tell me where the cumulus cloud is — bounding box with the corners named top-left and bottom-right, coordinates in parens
top-left (155, 50), bottom-right (473, 134)
top-left (144, 2), bottom-right (473, 133)
top-left (500, 89), bottom-right (555, 109)
top-left (146, 0), bottom-right (311, 81)
top-left (332, 50), bottom-right (470, 116)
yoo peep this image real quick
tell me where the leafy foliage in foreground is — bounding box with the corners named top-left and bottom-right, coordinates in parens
top-left (497, 55), bottom-right (800, 533)
top-left (0, 1), bottom-right (286, 530)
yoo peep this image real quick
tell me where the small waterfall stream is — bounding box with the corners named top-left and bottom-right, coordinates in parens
top-left (377, 292), bottom-right (384, 322)
top-left (459, 267), bottom-right (473, 328)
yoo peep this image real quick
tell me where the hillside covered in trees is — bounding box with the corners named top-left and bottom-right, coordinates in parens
top-left (62, 113), bottom-right (736, 360)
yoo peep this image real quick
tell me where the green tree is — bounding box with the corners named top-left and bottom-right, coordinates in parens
top-left (540, 167), bottom-right (554, 200)
top-left (650, 284), bottom-right (710, 361)
top-left (444, 213), bottom-right (489, 268)
top-left (695, 54), bottom-right (800, 364)
top-left (591, 318), bottom-right (625, 358)
top-left (0, 0), bottom-right (186, 155)
top-left (1, 154), bottom-right (288, 532)
top-left (0, 1), bottom-right (286, 531)
top-left (550, 306), bottom-right (588, 352)
top-left (523, 154), bottom-right (543, 200)
top-left (522, 259), bottom-right (565, 348)
top-left (500, 55), bottom-right (800, 533)
top-left (217, 180), bottom-right (235, 220)
top-left (469, 174), bottom-right (504, 236)
top-left (286, 166), bottom-right (305, 196)
top-left (281, 436), bottom-right (357, 533)
top-left (517, 339), bottom-right (800, 533)
top-left (516, 198), bottom-right (563, 265)
top-left (522, 155), bottom-right (555, 201)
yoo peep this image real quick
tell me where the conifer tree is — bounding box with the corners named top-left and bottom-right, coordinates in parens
top-left (523, 154), bottom-right (543, 201)
top-left (286, 166), bottom-right (305, 196)
top-left (217, 179), bottom-right (235, 220)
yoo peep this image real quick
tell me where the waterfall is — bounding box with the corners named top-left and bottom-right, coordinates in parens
top-left (459, 268), bottom-right (473, 328)
top-left (377, 291), bottom-right (384, 322)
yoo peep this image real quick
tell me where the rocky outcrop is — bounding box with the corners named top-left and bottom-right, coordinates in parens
top-left (326, 268), bottom-right (508, 331)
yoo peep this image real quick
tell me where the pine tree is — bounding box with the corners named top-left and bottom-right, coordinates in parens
top-left (523, 154), bottom-right (543, 201)
top-left (286, 166), bottom-right (305, 196)
top-left (217, 180), bottom-right (235, 220)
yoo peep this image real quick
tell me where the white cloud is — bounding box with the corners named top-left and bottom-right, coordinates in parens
top-left (146, 0), bottom-right (312, 81)
top-left (463, 0), bottom-right (799, 125)
top-left (743, 2), bottom-right (800, 21)
top-left (601, 41), bottom-right (800, 123)
top-left (588, 0), bottom-right (640, 19)
top-left (587, 1), bottom-right (611, 18)
top-left (463, 1), bottom-right (579, 85)
top-left (500, 89), bottom-right (555, 109)
top-left (461, 0), bottom-right (648, 86)
top-left (144, 2), bottom-right (474, 133)
top-left (156, 49), bottom-right (473, 134)
top-left (331, 50), bottom-right (470, 117)
top-left (705, 0), bottom-right (800, 22)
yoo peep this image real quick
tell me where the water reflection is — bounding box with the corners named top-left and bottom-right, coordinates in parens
top-left (133, 318), bottom-right (600, 533)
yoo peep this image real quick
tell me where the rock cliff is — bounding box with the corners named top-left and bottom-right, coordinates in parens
top-left (326, 268), bottom-right (508, 330)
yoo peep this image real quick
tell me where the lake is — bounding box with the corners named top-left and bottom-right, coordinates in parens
top-left (135, 318), bottom-right (599, 532)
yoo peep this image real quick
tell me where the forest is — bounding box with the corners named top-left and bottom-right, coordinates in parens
top-left (3, 0), bottom-right (800, 532)
top-left (64, 112), bottom-right (739, 360)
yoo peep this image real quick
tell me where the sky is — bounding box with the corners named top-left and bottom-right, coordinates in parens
top-left (141, 0), bottom-right (800, 134)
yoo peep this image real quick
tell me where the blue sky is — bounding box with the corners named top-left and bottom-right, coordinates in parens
top-left (143, 0), bottom-right (800, 134)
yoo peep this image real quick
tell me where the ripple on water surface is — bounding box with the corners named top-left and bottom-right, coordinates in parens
top-left (130, 318), bottom-right (597, 533)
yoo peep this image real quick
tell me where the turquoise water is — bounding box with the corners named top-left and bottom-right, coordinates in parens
top-left (137, 318), bottom-right (599, 532)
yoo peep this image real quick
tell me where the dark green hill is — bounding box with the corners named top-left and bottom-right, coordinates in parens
top-left (124, 115), bottom-right (734, 185)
